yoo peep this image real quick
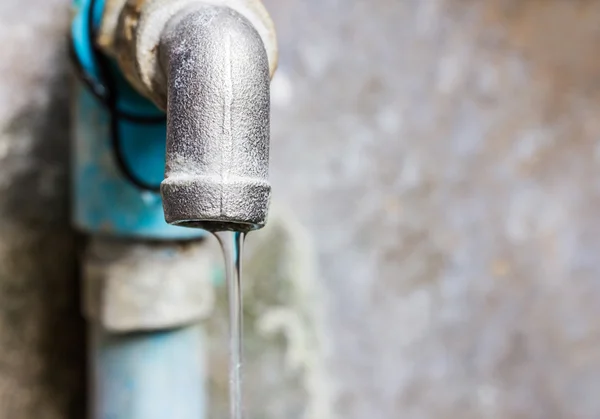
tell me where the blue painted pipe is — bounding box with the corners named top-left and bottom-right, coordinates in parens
top-left (70, 0), bottom-right (205, 240)
top-left (71, 1), bottom-right (211, 418)
top-left (90, 325), bottom-right (207, 419)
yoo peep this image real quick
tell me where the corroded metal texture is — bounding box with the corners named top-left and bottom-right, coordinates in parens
top-left (110, 0), bottom-right (278, 107)
top-left (97, 0), bottom-right (127, 55)
top-left (160, 5), bottom-right (271, 232)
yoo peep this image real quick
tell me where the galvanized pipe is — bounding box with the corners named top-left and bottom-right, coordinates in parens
top-left (159, 5), bottom-right (271, 232)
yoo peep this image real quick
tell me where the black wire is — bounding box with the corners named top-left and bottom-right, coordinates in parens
top-left (72, 0), bottom-right (163, 192)
top-left (68, 39), bottom-right (107, 102)
top-left (68, 39), bottom-right (166, 124)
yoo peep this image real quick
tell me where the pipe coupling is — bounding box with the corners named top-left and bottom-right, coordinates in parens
top-left (99, 0), bottom-right (278, 108)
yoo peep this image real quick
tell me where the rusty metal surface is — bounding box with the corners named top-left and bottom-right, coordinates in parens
top-left (97, 0), bottom-right (127, 55)
top-left (111, 0), bottom-right (278, 107)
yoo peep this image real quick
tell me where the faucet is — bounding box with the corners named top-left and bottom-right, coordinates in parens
top-left (120, 2), bottom-right (274, 232)
top-left (69, 0), bottom-right (277, 417)
top-left (162, 6), bottom-right (272, 232)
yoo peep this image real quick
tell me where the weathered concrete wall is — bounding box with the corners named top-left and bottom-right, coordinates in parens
top-left (0, 0), bottom-right (85, 418)
top-left (265, 0), bottom-right (600, 418)
top-left (3, 0), bottom-right (600, 418)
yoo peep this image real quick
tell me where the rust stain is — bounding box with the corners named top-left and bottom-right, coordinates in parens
top-left (111, 0), bottom-right (149, 97)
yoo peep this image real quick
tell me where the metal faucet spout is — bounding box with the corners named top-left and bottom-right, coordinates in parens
top-left (159, 5), bottom-right (271, 232)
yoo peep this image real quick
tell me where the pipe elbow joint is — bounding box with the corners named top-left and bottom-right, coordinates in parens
top-left (159, 5), bottom-right (271, 232)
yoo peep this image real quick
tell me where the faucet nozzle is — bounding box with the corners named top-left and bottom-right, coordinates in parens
top-left (159, 5), bottom-right (271, 232)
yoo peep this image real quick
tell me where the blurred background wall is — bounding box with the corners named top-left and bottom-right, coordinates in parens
top-left (2, 0), bottom-right (600, 418)
top-left (0, 0), bottom-right (84, 417)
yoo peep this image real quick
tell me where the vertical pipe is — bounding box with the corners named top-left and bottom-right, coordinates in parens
top-left (90, 324), bottom-right (207, 419)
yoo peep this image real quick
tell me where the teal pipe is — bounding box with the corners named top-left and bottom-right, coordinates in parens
top-left (71, 2), bottom-right (210, 418)
top-left (90, 324), bottom-right (207, 419)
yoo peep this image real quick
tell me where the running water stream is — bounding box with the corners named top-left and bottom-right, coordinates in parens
top-left (214, 231), bottom-right (246, 419)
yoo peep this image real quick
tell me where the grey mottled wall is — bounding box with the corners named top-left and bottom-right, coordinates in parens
top-left (2, 0), bottom-right (600, 418)
top-left (266, 1), bottom-right (600, 418)
top-left (0, 0), bottom-right (85, 418)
